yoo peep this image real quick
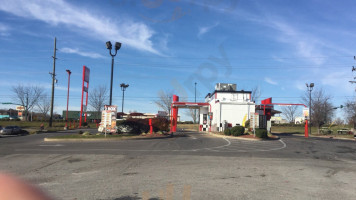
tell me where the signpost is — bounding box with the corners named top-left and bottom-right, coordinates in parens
top-left (79, 66), bottom-right (90, 127)
top-left (99, 105), bottom-right (117, 134)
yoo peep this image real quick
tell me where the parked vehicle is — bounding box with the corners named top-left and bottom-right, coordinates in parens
top-left (337, 128), bottom-right (352, 135)
top-left (0, 126), bottom-right (22, 135)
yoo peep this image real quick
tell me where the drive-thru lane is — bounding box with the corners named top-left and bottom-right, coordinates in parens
top-left (1, 131), bottom-right (356, 200)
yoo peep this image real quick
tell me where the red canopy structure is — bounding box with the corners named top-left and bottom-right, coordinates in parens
top-left (170, 95), bottom-right (210, 133)
top-left (260, 98), bottom-right (309, 138)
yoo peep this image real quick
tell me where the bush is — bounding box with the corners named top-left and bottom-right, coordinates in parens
top-left (77, 130), bottom-right (83, 135)
top-left (152, 118), bottom-right (170, 132)
top-left (82, 131), bottom-right (91, 136)
top-left (224, 128), bottom-right (231, 136)
top-left (82, 122), bottom-right (88, 127)
top-left (231, 126), bottom-right (245, 136)
top-left (116, 118), bottom-right (170, 135)
top-left (245, 119), bottom-right (250, 128)
top-left (255, 128), bottom-right (268, 138)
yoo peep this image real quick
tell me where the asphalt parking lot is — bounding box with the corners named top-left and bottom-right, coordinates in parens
top-left (0, 131), bottom-right (355, 200)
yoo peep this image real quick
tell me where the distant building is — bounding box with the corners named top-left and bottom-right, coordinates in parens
top-left (295, 117), bottom-right (305, 124)
top-left (62, 111), bottom-right (101, 121)
top-left (271, 116), bottom-right (288, 124)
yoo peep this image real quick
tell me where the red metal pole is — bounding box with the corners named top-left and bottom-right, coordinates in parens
top-left (65, 70), bottom-right (71, 128)
top-left (149, 119), bottom-right (153, 135)
top-left (305, 119), bottom-right (309, 138)
top-left (170, 104), bottom-right (173, 133)
top-left (172, 95), bottom-right (179, 132)
top-left (84, 81), bottom-right (89, 123)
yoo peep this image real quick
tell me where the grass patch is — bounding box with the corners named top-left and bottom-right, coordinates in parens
top-left (272, 125), bottom-right (354, 139)
top-left (177, 124), bottom-right (199, 131)
top-left (272, 126), bottom-right (305, 134)
top-left (0, 121), bottom-right (97, 129)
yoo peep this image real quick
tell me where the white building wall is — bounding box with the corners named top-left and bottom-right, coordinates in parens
top-left (200, 91), bottom-right (255, 132)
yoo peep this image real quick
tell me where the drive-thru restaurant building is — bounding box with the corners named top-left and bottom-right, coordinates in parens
top-left (170, 83), bottom-right (255, 132)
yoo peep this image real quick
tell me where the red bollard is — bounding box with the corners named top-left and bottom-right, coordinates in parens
top-left (149, 119), bottom-right (153, 135)
top-left (305, 119), bottom-right (309, 138)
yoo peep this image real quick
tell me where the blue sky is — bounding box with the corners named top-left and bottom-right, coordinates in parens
top-left (0, 0), bottom-right (355, 120)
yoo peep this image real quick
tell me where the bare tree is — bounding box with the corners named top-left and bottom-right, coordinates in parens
top-left (89, 85), bottom-right (108, 117)
top-left (281, 105), bottom-right (300, 123)
top-left (12, 85), bottom-right (44, 121)
top-left (302, 88), bottom-right (334, 133)
top-left (36, 94), bottom-right (51, 120)
top-left (344, 99), bottom-right (356, 127)
top-left (154, 90), bottom-right (174, 117)
top-left (187, 108), bottom-right (198, 123)
top-left (251, 86), bottom-right (261, 103)
top-left (333, 117), bottom-right (344, 126)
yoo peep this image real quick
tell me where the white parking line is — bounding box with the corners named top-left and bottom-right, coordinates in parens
top-left (39, 144), bottom-right (64, 147)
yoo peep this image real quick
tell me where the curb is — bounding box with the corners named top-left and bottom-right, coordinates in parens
top-left (44, 135), bottom-right (171, 142)
top-left (274, 133), bottom-right (356, 141)
top-left (206, 132), bottom-right (269, 141)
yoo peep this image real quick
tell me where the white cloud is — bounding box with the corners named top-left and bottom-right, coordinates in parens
top-left (0, 0), bottom-right (159, 54)
top-left (295, 82), bottom-right (306, 91)
top-left (264, 77), bottom-right (278, 85)
top-left (320, 71), bottom-right (354, 93)
top-left (60, 47), bottom-right (104, 59)
top-left (264, 19), bottom-right (325, 65)
top-left (198, 22), bottom-right (219, 37)
top-left (0, 23), bottom-right (10, 36)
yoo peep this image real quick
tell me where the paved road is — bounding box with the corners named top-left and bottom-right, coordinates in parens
top-left (0, 131), bottom-right (356, 200)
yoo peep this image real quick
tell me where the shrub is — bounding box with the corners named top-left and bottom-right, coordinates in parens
top-left (152, 118), bottom-right (170, 132)
top-left (244, 119), bottom-right (250, 128)
top-left (82, 131), bottom-right (91, 136)
top-left (82, 122), bottom-right (88, 127)
top-left (230, 126), bottom-right (245, 136)
top-left (255, 128), bottom-right (268, 138)
top-left (224, 128), bottom-right (231, 136)
top-left (115, 118), bottom-right (170, 135)
top-left (77, 130), bottom-right (83, 135)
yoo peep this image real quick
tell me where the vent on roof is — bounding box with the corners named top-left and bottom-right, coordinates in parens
top-left (215, 83), bottom-right (237, 91)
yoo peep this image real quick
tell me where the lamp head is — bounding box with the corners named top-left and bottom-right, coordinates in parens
top-left (66, 69), bottom-right (71, 74)
top-left (106, 41), bottom-right (112, 50)
top-left (310, 83), bottom-right (314, 88)
top-left (120, 83), bottom-right (129, 88)
top-left (115, 42), bottom-right (121, 51)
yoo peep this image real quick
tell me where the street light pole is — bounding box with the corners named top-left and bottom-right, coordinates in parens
top-left (65, 69), bottom-right (71, 129)
top-left (306, 83), bottom-right (314, 136)
top-left (120, 83), bottom-right (129, 114)
top-left (106, 41), bottom-right (121, 106)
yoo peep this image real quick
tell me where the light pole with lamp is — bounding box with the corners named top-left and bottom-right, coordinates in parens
top-left (106, 41), bottom-right (121, 106)
top-left (120, 83), bottom-right (129, 114)
top-left (65, 69), bottom-right (71, 129)
top-left (306, 83), bottom-right (314, 136)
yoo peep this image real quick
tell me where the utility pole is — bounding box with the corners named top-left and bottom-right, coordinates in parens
top-left (49, 37), bottom-right (57, 127)
top-left (350, 56), bottom-right (356, 85)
